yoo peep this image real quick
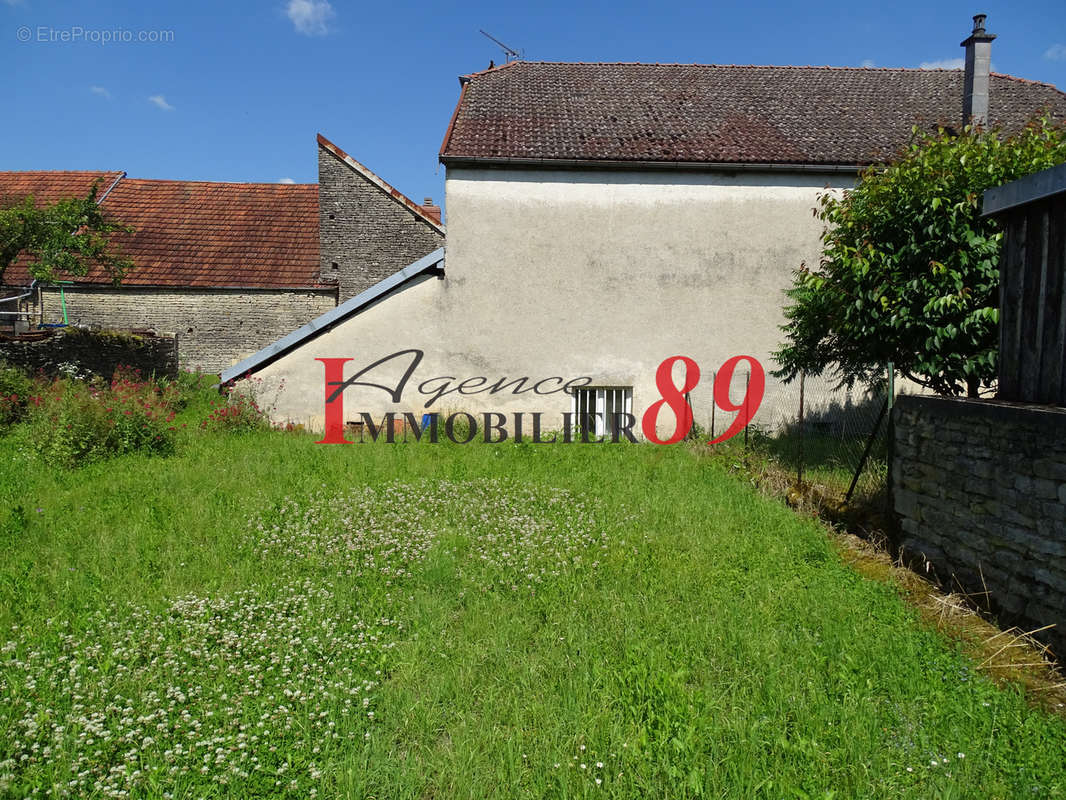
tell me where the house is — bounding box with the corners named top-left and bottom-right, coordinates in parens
top-left (224, 14), bottom-right (1066, 435)
top-left (0, 135), bottom-right (444, 373)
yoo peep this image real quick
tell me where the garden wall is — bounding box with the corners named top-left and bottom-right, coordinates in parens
top-left (0, 328), bottom-right (179, 380)
top-left (33, 286), bottom-right (336, 374)
top-left (893, 394), bottom-right (1066, 654)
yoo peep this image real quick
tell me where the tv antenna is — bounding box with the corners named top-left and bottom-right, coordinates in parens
top-left (479, 29), bottom-right (521, 62)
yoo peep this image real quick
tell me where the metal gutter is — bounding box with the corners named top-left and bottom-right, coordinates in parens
top-left (0, 280), bottom-right (37, 316)
top-left (219, 247), bottom-right (445, 384)
top-left (982, 162), bottom-right (1066, 217)
top-left (46, 282), bottom-right (336, 293)
top-left (438, 156), bottom-right (865, 174)
top-left (96, 171), bottom-right (126, 204)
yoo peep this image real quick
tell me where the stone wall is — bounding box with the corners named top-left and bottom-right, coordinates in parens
top-left (0, 327), bottom-right (178, 380)
top-left (318, 145), bottom-right (445, 301)
top-left (893, 394), bottom-right (1066, 654)
top-left (32, 286), bottom-right (336, 374)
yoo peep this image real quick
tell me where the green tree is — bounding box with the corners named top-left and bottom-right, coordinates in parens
top-left (774, 117), bottom-right (1066, 397)
top-left (0, 181), bottom-right (132, 286)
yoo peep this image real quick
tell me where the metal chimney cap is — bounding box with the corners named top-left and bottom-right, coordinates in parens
top-left (961, 12), bottom-right (995, 46)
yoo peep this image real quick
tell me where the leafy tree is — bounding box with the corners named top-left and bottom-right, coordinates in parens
top-left (0, 181), bottom-right (132, 287)
top-left (774, 116), bottom-right (1066, 397)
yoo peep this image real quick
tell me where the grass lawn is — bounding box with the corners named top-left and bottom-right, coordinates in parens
top-left (1, 413), bottom-right (1065, 797)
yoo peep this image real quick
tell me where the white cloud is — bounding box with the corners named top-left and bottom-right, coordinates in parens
top-left (148, 94), bottom-right (174, 111)
top-left (2, 0), bottom-right (24, 6)
top-left (1044, 44), bottom-right (1066, 61)
top-left (278, 177), bottom-right (296, 184)
top-left (919, 57), bottom-right (965, 70)
top-left (860, 59), bottom-right (875, 68)
top-left (90, 86), bottom-right (111, 99)
top-left (286, 0), bottom-right (333, 35)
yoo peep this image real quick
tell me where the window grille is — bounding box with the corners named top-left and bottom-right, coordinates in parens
top-left (570, 386), bottom-right (633, 439)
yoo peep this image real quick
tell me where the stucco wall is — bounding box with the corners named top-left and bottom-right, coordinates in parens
top-left (253, 166), bottom-right (857, 433)
top-left (35, 286), bottom-right (336, 374)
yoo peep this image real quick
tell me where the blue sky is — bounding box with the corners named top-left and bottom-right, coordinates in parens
top-left (3, 0), bottom-right (1064, 210)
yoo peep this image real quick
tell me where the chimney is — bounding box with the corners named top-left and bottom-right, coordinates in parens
top-left (961, 13), bottom-right (995, 126)
top-left (420, 197), bottom-right (442, 225)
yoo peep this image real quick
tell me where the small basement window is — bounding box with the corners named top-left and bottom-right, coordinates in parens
top-left (571, 386), bottom-right (633, 439)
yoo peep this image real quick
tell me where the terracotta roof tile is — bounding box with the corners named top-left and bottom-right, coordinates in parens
top-left (0, 170), bottom-right (123, 206)
top-left (439, 62), bottom-right (1066, 166)
top-left (2, 176), bottom-right (324, 289)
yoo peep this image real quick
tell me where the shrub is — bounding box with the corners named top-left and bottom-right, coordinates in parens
top-left (200, 393), bottom-right (269, 432)
top-left (0, 362), bottom-right (37, 428)
top-left (200, 375), bottom-right (279, 433)
top-left (22, 366), bottom-right (180, 467)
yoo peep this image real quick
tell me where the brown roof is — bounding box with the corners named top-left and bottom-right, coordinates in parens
top-left (0, 170), bottom-right (124, 206)
top-left (439, 62), bottom-right (1066, 167)
top-left (2, 175), bottom-right (324, 289)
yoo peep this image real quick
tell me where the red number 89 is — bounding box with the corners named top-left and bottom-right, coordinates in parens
top-left (640, 355), bottom-right (765, 445)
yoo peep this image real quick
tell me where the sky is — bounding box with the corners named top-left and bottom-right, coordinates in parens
top-left (3, 0), bottom-right (1065, 212)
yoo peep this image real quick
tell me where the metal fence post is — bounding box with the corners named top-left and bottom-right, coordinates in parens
top-left (710, 371), bottom-right (716, 440)
top-left (797, 372), bottom-right (806, 486)
top-left (886, 362), bottom-right (895, 511)
top-left (743, 371), bottom-right (750, 450)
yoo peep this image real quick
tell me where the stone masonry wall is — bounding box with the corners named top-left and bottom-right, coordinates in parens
top-left (318, 146), bottom-right (445, 302)
top-left (0, 327), bottom-right (178, 380)
top-left (893, 394), bottom-right (1066, 654)
top-left (33, 287), bottom-right (336, 374)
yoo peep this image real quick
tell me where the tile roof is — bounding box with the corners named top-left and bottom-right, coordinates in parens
top-left (0, 171), bottom-right (123, 206)
top-left (439, 62), bottom-right (1066, 167)
top-left (2, 175), bottom-right (324, 289)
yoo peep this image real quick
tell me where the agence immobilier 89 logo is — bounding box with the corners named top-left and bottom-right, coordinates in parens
top-left (313, 350), bottom-right (764, 445)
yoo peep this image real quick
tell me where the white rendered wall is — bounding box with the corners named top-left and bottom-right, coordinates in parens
top-left (256, 167), bottom-right (858, 435)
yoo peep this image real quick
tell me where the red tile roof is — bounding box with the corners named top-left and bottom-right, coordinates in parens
top-left (439, 62), bottom-right (1066, 167)
top-left (0, 171), bottom-right (123, 206)
top-left (2, 175), bottom-right (324, 289)
top-left (419, 203), bottom-right (442, 225)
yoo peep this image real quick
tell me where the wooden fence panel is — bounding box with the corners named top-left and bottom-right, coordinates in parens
top-left (988, 173), bottom-right (1066, 405)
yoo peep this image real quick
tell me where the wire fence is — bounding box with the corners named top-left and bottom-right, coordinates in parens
top-left (729, 366), bottom-right (898, 506)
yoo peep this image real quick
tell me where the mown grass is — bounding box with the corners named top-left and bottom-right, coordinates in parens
top-left (1, 402), bottom-right (1065, 798)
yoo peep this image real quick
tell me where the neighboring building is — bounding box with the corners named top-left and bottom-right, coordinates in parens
top-left (318, 134), bottom-right (444, 302)
top-left (223, 15), bottom-right (1066, 433)
top-left (0, 135), bottom-right (444, 373)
